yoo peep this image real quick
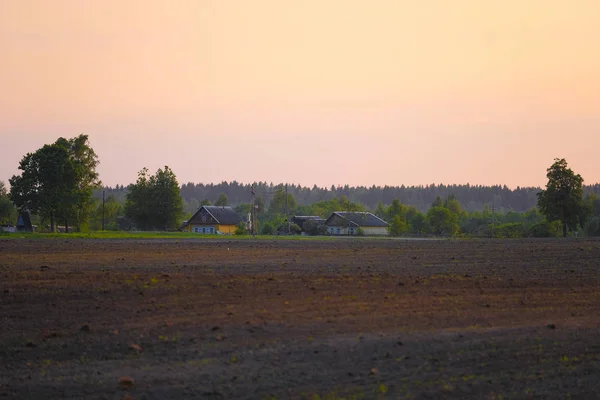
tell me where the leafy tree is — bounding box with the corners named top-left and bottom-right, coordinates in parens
top-left (0, 181), bottom-right (17, 225)
top-left (408, 212), bottom-right (429, 235)
top-left (125, 166), bottom-right (183, 230)
top-left (200, 199), bottom-right (212, 206)
top-left (215, 194), bottom-right (229, 206)
top-left (537, 158), bottom-right (584, 237)
top-left (10, 144), bottom-right (74, 231)
top-left (444, 194), bottom-right (464, 216)
top-left (55, 135), bottom-right (101, 230)
top-left (388, 215), bottom-right (408, 236)
top-left (268, 188), bottom-right (296, 215)
top-left (9, 135), bottom-right (100, 232)
top-left (427, 206), bottom-right (459, 236)
top-left (387, 199), bottom-right (408, 220)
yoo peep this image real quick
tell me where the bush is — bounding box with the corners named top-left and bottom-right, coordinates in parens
top-left (493, 222), bottom-right (525, 238)
top-left (527, 220), bottom-right (561, 237)
top-left (261, 221), bottom-right (274, 235)
top-left (303, 220), bottom-right (328, 236)
top-left (356, 227), bottom-right (365, 236)
top-left (234, 222), bottom-right (247, 235)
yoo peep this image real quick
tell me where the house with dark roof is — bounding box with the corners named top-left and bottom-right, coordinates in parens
top-left (180, 206), bottom-right (242, 235)
top-left (325, 211), bottom-right (388, 236)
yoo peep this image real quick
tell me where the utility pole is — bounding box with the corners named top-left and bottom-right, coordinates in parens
top-left (102, 190), bottom-right (105, 231)
top-left (250, 186), bottom-right (256, 236)
top-left (285, 184), bottom-right (290, 235)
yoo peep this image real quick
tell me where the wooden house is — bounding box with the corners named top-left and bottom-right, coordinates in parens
top-left (325, 211), bottom-right (388, 236)
top-left (180, 206), bottom-right (241, 234)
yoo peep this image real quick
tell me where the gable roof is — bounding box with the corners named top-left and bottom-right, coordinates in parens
top-left (325, 212), bottom-right (388, 227)
top-left (291, 215), bottom-right (326, 224)
top-left (187, 206), bottom-right (242, 226)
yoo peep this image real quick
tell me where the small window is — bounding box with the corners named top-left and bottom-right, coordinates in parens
top-left (202, 227), bottom-right (206, 234)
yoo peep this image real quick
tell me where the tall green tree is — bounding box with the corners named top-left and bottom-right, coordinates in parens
top-left (10, 144), bottom-right (74, 231)
top-left (125, 166), bottom-right (183, 230)
top-left (55, 135), bottom-right (101, 230)
top-left (9, 135), bottom-right (100, 232)
top-left (537, 158), bottom-right (584, 237)
top-left (427, 206), bottom-right (459, 236)
top-left (0, 181), bottom-right (17, 225)
top-left (268, 188), bottom-right (297, 215)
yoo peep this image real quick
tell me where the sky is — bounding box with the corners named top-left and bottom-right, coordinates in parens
top-left (1, 0), bottom-right (599, 189)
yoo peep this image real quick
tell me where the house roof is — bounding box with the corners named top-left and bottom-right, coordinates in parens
top-left (186, 206), bottom-right (242, 226)
top-left (292, 216), bottom-right (326, 223)
top-left (325, 212), bottom-right (388, 227)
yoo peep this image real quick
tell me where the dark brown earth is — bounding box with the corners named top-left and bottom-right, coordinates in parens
top-left (1, 237), bottom-right (599, 399)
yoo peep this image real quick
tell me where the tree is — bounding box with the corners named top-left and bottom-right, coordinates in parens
top-left (10, 144), bottom-right (74, 232)
top-left (0, 181), bottom-right (17, 225)
top-left (427, 206), bottom-right (459, 236)
top-left (55, 135), bottom-right (101, 230)
top-left (215, 194), bottom-right (229, 206)
top-left (268, 188), bottom-right (296, 215)
top-left (537, 158), bottom-right (584, 237)
top-left (125, 166), bottom-right (183, 230)
top-left (9, 135), bottom-right (100, 232)
top-left (388, 215), bottom-right (408, 236)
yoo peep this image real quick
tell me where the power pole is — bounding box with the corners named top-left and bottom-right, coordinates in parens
top-left (250, 186), bottom-right (256, 236)
top-left (285, 184), bottom-right (290, 235)
top-left (102, 190), bottom-right (105, 231)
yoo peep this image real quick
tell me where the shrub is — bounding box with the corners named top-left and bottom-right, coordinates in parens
top-left (234, 222), bottom-right (246, 235)
top-left (260, 221), bottom-right (274, 235)
top-left (527, 220), bottom-right (562, 237)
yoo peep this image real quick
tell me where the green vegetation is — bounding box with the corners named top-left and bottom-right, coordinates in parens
top-left (0, 181), bottom-right (17, 225)
top-left (9, 134), bottom-right (100, 232)
top-left (3, 142), bottom-right (600, 238)
top-left (537, 158), bottom-right (585, 237)
top-left (124, 166), bottom-right (183, 231)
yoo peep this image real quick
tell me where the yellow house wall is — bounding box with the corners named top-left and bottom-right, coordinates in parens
top-left (184, 224), bottom-right (237, 234)
top-left (217, 224), bottom-right (236, 234)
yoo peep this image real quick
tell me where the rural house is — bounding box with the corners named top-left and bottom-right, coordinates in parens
top-left (325, 211), bottom-right (388, 236)
top-left (180, 206), bottom-right (242, 235)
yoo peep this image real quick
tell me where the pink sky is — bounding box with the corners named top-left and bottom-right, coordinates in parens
top-left (1, 0), bottom-right (599, 188)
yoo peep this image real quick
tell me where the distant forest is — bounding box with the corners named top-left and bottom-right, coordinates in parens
top-left (97, 182), bottom-right (600, 215)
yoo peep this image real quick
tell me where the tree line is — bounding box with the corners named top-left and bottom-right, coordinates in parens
top-left (2, 136), bottom-right (599, 238)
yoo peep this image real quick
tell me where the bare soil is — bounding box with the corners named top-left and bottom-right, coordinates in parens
top-left (1, 237), bottom-right (599, 399)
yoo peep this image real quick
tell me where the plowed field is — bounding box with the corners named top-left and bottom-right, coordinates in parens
top-left (1, 238), bottom-right (599, 399)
